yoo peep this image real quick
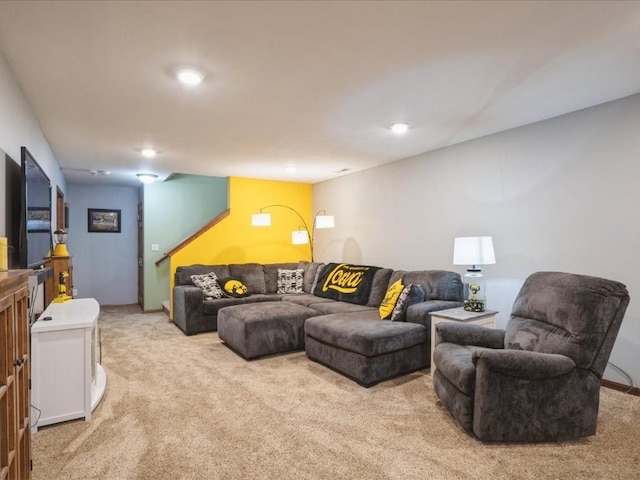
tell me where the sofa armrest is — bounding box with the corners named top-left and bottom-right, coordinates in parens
top-left (435, 322), bottom-right (505, 349)
top-left (472, 349), bottom-right (576, 379)
top-left (173, 285), bottom-right (205, 335)
top-left (406, 300), bottom-right (464, 328)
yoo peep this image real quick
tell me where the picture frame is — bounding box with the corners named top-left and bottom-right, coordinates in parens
top-left (88, 208), bottom-right (121, 233)
top-left (27, 207), bottom-right (51, 232)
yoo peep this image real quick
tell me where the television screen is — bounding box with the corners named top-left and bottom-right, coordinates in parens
top-left (21, 147), bottom-right (52, 269)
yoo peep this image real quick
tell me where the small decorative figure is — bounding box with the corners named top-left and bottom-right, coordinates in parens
top-left (54, 271), bottom-right (72, 303)
top-left (464, 283), bottom-right (485, 312)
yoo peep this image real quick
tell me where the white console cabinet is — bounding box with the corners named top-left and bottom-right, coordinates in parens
top-left (31, 298), bottom-right (107, 432)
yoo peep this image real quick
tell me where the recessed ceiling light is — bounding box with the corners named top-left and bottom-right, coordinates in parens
top-left (176, 67), bottom-right (204, 86)
top-left (390, 122), bottom-right (410, 134)
top-left (137, 173), bottom-right (158, 184)
top-left (285, 166), bottom-right (297, 173)
top-left (141, 148), bottom-right (157, 158)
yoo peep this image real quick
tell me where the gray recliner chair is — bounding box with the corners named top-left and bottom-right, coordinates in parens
top-left (432, 271), bottom-right (629, 442)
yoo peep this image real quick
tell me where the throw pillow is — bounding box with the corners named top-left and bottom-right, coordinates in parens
top-left (217, 277), bottom-right (251, 298)
top-left (277, 268), bottom-right (304, 294)
top-left (190, 272), bottom-right (223, 299)
top-left (391, 283), bottom-right (426, 322)
top-left (379, 279), bottom-right (404, 319)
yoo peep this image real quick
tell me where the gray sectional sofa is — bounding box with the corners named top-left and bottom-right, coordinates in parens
top-left (173, 261), bottom-right (463, 386)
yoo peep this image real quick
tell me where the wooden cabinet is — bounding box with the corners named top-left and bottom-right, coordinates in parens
top-left (0, 270), bottom-right (31, 480)
top-left (50, 256), bottom-right (73, 299)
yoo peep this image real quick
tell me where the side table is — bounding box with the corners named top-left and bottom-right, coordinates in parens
top-left (430, 307), bottom-right (498, 374)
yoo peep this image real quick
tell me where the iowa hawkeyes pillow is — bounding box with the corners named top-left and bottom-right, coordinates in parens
top-left (217, 277), bottom-right (251, 298)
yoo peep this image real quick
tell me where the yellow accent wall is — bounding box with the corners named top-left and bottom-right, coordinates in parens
top-left (169, 177), bottom-right (312, 315)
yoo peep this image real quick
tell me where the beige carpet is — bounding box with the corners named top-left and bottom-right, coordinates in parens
top-left (32, 305), bottom-right (640, 480)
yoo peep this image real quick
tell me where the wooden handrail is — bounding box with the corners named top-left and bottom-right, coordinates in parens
top-left (155, 209), bottom-right (231, 266)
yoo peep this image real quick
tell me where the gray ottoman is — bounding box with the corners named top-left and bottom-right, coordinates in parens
top-left (305, 315), bottom-right (428, 387)
top-left (218, 302), bottom-right (320, 359)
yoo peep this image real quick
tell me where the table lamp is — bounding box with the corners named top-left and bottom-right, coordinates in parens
top-left (453, 236), bottom-right (496, 312)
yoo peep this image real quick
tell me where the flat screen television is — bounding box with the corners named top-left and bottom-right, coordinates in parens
top-left (20, 147), bottom-right (52, 269)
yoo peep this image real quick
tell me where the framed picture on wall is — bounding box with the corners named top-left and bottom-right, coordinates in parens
top-left (88, 208), bottom-right (121, 233)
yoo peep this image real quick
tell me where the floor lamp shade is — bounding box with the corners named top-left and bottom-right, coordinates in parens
top-left (251, 213), bottom-right (271, 227)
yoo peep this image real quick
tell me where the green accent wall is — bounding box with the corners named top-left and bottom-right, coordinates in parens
top-left (143, 174), bottom-right (228, 310)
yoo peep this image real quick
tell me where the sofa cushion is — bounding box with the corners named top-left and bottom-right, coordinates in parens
top-left (307, 301), bottom-right (376, 315)
top-left (305, 315), bottom-right (427, 357)
top-left (391, 283), bottom-right (426, 322)
top-left (298, 261), bottom-right (325, 294)
top-left (277, 268), bottom-right (304, 294)
top-left (281, 293), bottom-right (335, 308)
top-left (366, 268), bottom-right (394, 307)
top-left (175, 264), bottom-right (230, 286)
top-left (202, 294), bottom-right (281, 315)
top-left (229, 263), bottom-right (267, 294)
top-left (388, 270), bottom-right (462, 301)
top-left (379, 279), bottom-right (404, 319)
top-left (190, 272), bottom-right (223, 299)
top-left (263, 263), bottom-right (299, 293)
top-left (313, 263), bottom-right (383, 305)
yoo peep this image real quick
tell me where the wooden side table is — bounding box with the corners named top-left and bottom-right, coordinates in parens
top-left (430, 307), bottom-right (498, 374)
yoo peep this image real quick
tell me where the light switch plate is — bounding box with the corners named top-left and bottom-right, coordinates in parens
top-left (151, 243), bottom-right (160, 252)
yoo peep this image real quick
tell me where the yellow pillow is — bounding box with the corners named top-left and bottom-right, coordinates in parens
top-left (379, 279), bottom-right (404, 319)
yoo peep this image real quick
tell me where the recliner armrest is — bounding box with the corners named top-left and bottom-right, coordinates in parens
top-left (472, 349), bottom-right (576, 379)
top-left (435, 322), bottom-right (505, 349)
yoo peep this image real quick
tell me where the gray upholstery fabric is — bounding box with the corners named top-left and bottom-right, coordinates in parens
top-left (305, 316), bottom-right (426, 356)
top-left (365, 268), bottom-right (394, 307)
top-left (306, 336), bottom-right (428, 387)
top-left (305, 301), bottom-right (376, 315)
top-left (281, 293), bottom-right (334, 307)
top-left (298, 261), bottom-right (325, 293)
top-left (432, 271), bottom-right (630, 442)
top-left (217, 302), bottom-right (320, 359)
top-left (388, 270), bottom-right (463, 301)
top-left (202, 294), bottom-right (281, 315)
top-left (263, 262), bottom-right (299, 293)
top-left (175, 264), bottom-right (230, 286)
top-left (229, 263), bottom-right (267, 294)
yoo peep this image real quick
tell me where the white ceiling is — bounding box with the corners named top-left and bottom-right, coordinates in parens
top-left (1, 1), bottom-right (639, 187)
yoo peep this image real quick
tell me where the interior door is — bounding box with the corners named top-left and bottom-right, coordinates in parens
top-left (137, 201), bottom-right (144, 311)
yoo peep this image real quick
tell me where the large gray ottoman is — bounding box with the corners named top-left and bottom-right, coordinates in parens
top-left (305, 315), bottom-right (428, 387)
top-left (218, 302), bottom-right (320, 359)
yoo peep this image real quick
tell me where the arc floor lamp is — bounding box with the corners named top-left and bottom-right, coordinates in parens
top-left (251, 204), bottom-right (334, 260)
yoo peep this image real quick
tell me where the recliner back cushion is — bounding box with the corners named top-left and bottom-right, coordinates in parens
top-left (387, 270), bottom-right (462, 302)
top-left (229, 263), bottom-right (267, 294)
top-left (505, 271), bottom-right (629, 371)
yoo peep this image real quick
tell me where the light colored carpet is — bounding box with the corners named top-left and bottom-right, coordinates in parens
top-left (32, 305), bottom-right (640, 480)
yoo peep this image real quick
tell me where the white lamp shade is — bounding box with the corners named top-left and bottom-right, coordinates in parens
top-left (291, 230), bottom-right (309, 245)
top-left (453, 236), bottom-right (496, 266)
top-left (315, 215), bottom-right (335, 229)
top-left (251, 213), bottom-right (271, 227)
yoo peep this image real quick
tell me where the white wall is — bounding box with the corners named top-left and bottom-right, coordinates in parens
top-left (314, 94), bottom-right (640, 387)
top-left (67, 184), bottom-right (139, 305)
top-left (0, 52), bottom-right (66, 235)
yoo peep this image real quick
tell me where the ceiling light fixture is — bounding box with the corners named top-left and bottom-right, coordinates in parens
top-left (141, 148), bottom-right (157, 158)
top-left (137, 173), bottom-right (158, 184)
top-left (285, 166), bottom-right (297, 173)
top-left (176, 67), bottom-right (204, 86)
top-left (390, 122), bottom-right (410, 134)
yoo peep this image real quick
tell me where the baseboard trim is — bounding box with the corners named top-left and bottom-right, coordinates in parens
top-left (601, 379), bottom-right (640, 396)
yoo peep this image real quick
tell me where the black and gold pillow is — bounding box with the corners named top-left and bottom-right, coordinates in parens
top-left (217, 277), bottom-right (251, 298)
